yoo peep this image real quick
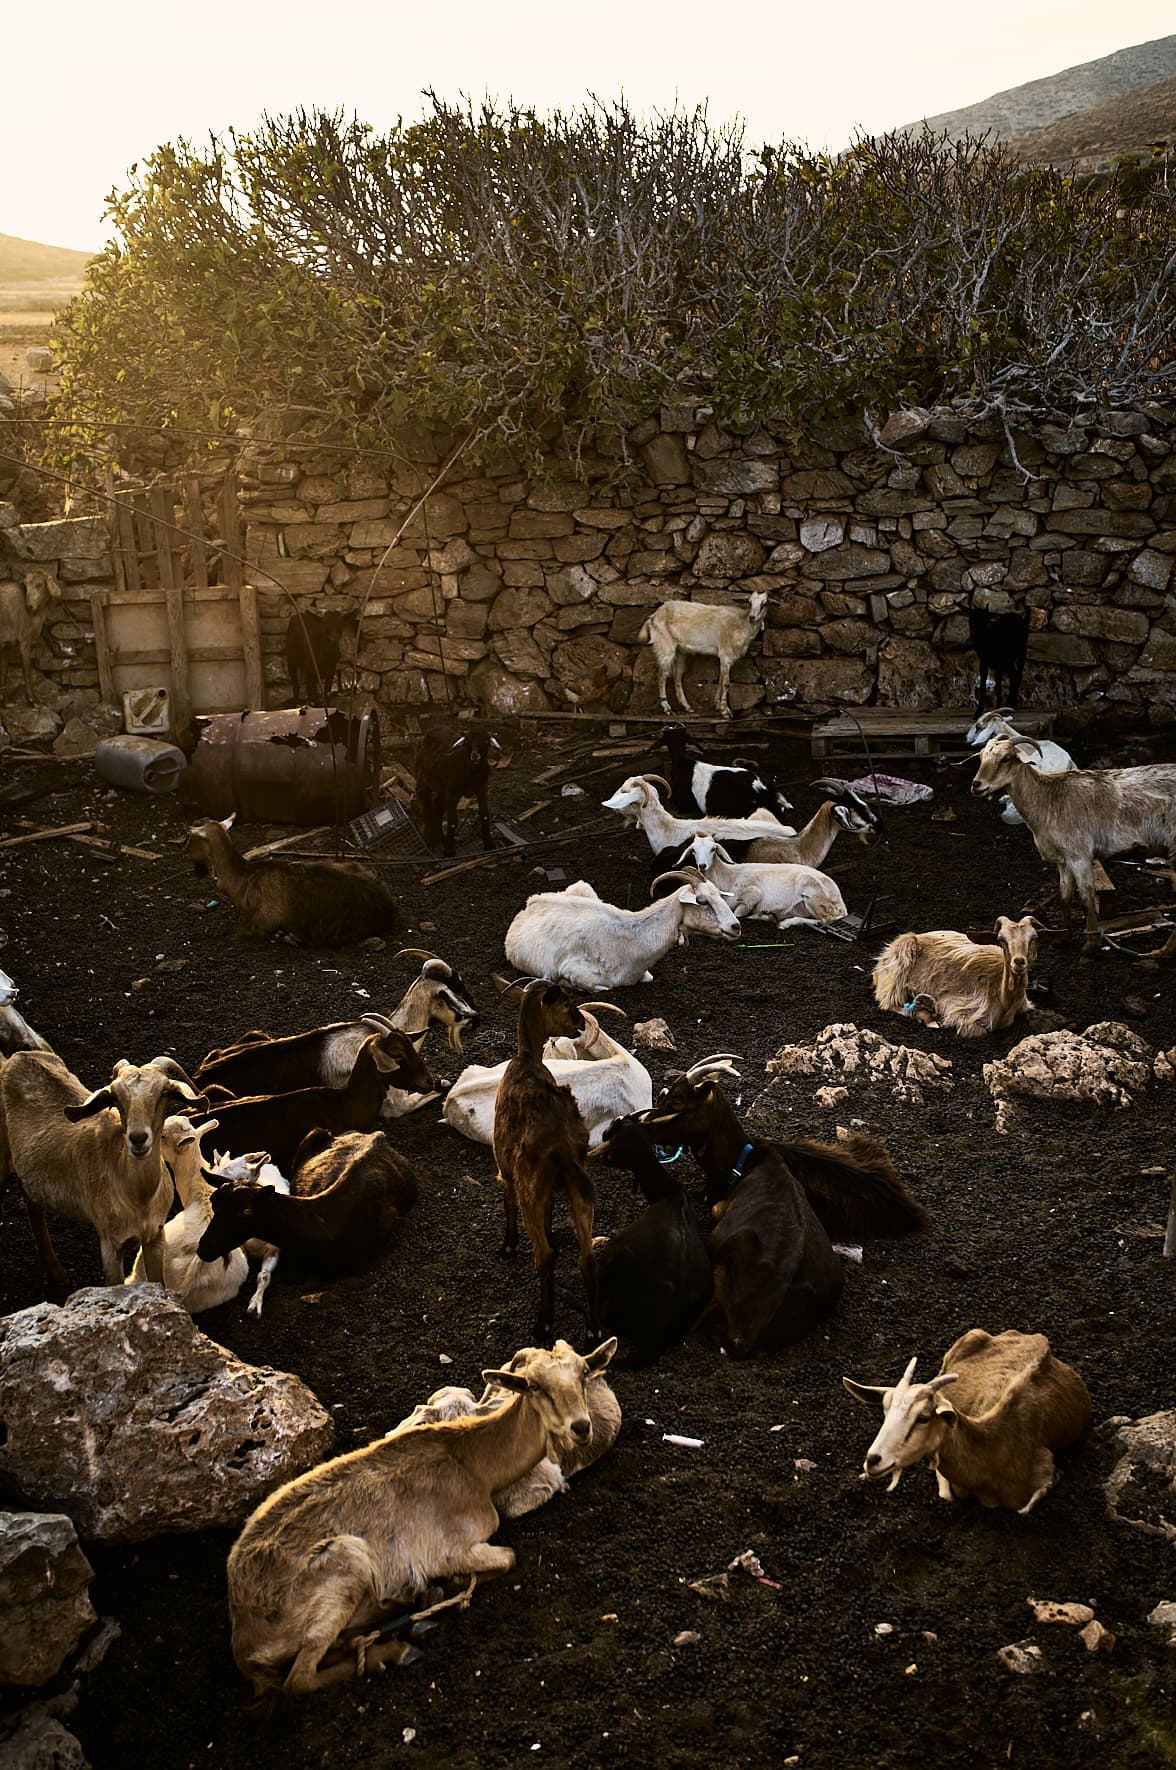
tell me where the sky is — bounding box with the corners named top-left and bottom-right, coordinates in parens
top-left (4, 0), bottom-right (1172, 253)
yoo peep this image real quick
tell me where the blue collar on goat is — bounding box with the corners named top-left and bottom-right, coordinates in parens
top-left (731, 1141), bottom-right (756, 1182)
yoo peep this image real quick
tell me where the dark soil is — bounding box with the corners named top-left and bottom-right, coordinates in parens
top-left (1, 724), bottom-right (1173, 1770)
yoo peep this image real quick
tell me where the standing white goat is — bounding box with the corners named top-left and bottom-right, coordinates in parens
top-left (639, 590), bottom-right (768, 717)
top-left (966, 709), bottom-right (1075, 827)
top-left (682, 834), bottom-right (847, 929)
top-left (504, 873), bottom-right (741, 989)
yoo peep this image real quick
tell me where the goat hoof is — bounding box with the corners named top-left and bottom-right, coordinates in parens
top-left (498, 1244), bottom-right (518, 1262)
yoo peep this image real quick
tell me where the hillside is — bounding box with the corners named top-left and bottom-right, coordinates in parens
top-left (900, 33), bottom-right (1176, 143)
top-left (1006, 71), bottom-right (1176, 164)
top-left (0, 232), bottom-right (93, 283)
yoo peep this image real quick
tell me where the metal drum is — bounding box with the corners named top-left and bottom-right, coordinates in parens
top-left (180, 705), bottom-right (380, 824)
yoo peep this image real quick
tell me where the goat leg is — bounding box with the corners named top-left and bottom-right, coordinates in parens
top-left (536, 1249), bottom-right (557, 1345)
top-left (26, 1198), bottom-right (70, 1288)
top-left (497, 1175), bottom-right (519, 1258)
top-left (476, 788), bottom-right (494, 852)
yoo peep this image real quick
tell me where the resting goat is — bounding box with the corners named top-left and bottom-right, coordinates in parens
top-left (872, 915), bottom-right (1042, 1038)
top-left (588, 1113), bottom-right (713, 1366)
top-left (843, 1328), bottom-right (1091, 1513)
top-left (494, 980), bottom-right (600, 1342)
top-left (640, 590), bottom-right (768, 718)
top-left (743, 789), bottom-right (881, 867)
top-left (444, 1005), bottom-right (651, 1147)
top-left (966, 709), bottom-right (1074, 827)
top-left (0, 570), bottom-right (61, 703)
top-left (679, 835), bottom-right (847, 929)
top-left (413, 718), bottom-right (502, 856)
top-left (641, 1061), bottom-right (925, 1355)
top-left (504, 870), bottom-right (740, 990)
top-left (0, 967), bottom-right (51, 1057)
top-left (661, 723), bottom-right (792, 818)
top-left (285, 609), bottom-right (358, 705)
top-left (969, 607), bottom-right (1029, 714)
top-left (227, 1335), bottom-right (616, 1700)
top-left (198, 1127), bottom-right (418, 1284)
top-left (200, 1029), bottom-right (433, 1169)
top-left (127, 1114), bottom-right (249, 1312)
top-left (0, 1052), bottom-right (206, 1288)
top-left (208, 1144), bottom-right (290, 1317)
top-left (972, 736), bottom-right (1176, 953)
top-left (603, 773), bottom-right (793, 868)
top-left (188, 815), bottom-right (398, 945)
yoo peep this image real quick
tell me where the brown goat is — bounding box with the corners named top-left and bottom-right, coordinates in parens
top-left (871, 915), bottom-right (1041, 1037)
top-left (187, 815), bottom-right (398, 945)
top-left (493, 980), bottom-right (600, 1343)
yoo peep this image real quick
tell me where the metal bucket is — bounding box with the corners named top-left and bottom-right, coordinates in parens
top-left (180, 705), bottom-right (380, 824)
top-left (94, 735), bottom-right (188, 794)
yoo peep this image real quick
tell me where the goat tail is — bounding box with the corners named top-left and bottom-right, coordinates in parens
top-left (871, 934), bottom-right (922, 1012)
top-left (636, 617), bottom-right (652, 646)
top-left (779, 1135), bottom-right (928, 1239)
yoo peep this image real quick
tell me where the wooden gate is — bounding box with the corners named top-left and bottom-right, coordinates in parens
top-left (93, 474), bottom-right (263, 737)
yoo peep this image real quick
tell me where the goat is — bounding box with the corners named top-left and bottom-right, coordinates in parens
top-left (679, 834), bottom-right (847, 929)
top-left (195, 950), bottom-right (477, 1115)
top-left (188, 815), bottom-right (397, 946)
top-left (208, 1144), bottom-right (290, 1316)
top-left (198, 1127), bottom-right (418, 1283)
top-left (602, 773), bottom-right (794, 868)
top-left (504, 870), bottom-right (741, 990)
top-left (639, 590), bottom-right (768, 717)
top-left (966, 709), bottom-right (1075, 827)
top-left (843, 1328), bottom-right (1092, 1513)
top-left (640, 1060), bottom-right (925, 1355)
top-left (443, 1005), bottom-right (651, 1147)
top-left (0, 1052), bottom-right (207, 1288)
top-left (285, 609), bottom-right (358, 705)
top-left (413, 718), bottom-right (503, 856)
top-left (493, 980), bottom-right (600, 1343)
top-left (872, 915), bottom-right (1042, 1038)
top-left (969, 607), bottom-right (1029, 714)
top-left (661, 724), bottom-right (792, 818)
top-left (200, 1029), bottom-right (434, 1170)
top-left (0, 570), bottom-right (61, 703)
top-left (743, 789), bottom-right (881, 867)
top-left (226, 1335), bottom-right (617, 1700)
top-left (0, 968), bottom-right (51, 1057)
top-left (972, 737), bottom-right (1176, 953)
top-left (126, 1114), bottom-right (249, 1311)
top-left (389, 1354), bottom-right (621, 1517)
top-left (588, 1113), bottom-right (713, 1366)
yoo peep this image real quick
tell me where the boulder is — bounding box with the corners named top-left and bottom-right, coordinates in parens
top-left (0, 1707), bottom-right (89, 1769)
top-left (984, 1022), bottom-right (1165, 1131)
top-left (693, 533), bottom-right (766, 579)
top-left (0, 706), bottom-right (61, 742)
top-left (5, 520), bottom-right (106, 564)
top-left (761, 1023), bottom-right (953, 1107)
top-left (468, 659), bottom-right (553, 715)
top-left (52, 707), bottom-right (123, 759)
top-left (1105, 1411), bottom-right (1176, 1545)
top-left (0, 1513), bottom-right (96, 1687)
top-left (879, 407), bottom-right (931, 449)
top-left (0, 1288), bottom-right (334, 1542)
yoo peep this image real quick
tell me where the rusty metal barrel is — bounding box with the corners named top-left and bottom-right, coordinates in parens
top-left (180, 705), bottom-right (380, 824)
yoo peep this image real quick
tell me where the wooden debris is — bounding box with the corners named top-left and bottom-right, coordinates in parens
top-left (0, 820), bottom-right (92, 849)
top-left (243, 827), bottom-right (330, 860)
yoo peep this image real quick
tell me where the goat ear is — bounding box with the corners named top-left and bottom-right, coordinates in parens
top-left (481, 1367), bottom-right (530, 1393)
top-left (585, 1336), bottom-right (618, 1373)
top-left (169, 1087), bottom-right (209, 1114)
top-left (410, 1029), bottom-right (429, 1050)
top-left (678, 885), bottom-right (700, 905)
top-left (64, 1086), bottom-right (115, 1122)
top-left (219, 813), bottom-right (236, 831)
top-left (842, 1377), bottom-right (890, 1409)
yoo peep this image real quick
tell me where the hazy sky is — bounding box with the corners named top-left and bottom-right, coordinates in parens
top-left (5, 1), bottom-right (1171, 252)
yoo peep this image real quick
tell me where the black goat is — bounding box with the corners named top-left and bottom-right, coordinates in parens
top-left (662, 724), bottom-right (792, 819)
top-left (202, 1030), bottom-right (434, 1170)
top-left (969, 608), bottom-right (1029, 715)
top-left (197, 1128), bottom-right (418, 1281)
top-left (589, 1113), bottom-right (713, 1365)
top-left (641, 1061), bottom-right (926, 1356)
top-left (413, 718), bottom-right (502, 856)
top-left (285, 609), bottom-right (358, 705)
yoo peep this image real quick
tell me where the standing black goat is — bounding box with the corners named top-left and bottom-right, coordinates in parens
top-left (661, 724), bottom-right (792, 819)
top-left (286, 610), bottom-right (358, 705)
top-left (969, 608), bottom-right (1029, 715)
top-left (413, 718), bottom-right (502, 856)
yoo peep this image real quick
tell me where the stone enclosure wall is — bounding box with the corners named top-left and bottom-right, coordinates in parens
top-left (2, 399), bottom-right (1175, 740)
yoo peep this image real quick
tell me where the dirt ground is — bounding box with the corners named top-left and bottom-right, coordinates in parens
top-left (0, 718), bottom-right (1173, 1770)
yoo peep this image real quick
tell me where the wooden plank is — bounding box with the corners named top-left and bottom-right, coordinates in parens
top-left (65, 833), bottom-right (159, 862)
top-left (90, 593), bottom-right (116, 706)
top-left (150, 488), bottom-right (178, 593)
top-left (183, 478), bottom-right (209, 590)
top-left (103, 644), bottom-right (252, 667)
top-left (133, 493), bottom-right (156, 586)
top-left (220, 474), bottom-right (244, 591)
top-left (89, 586), bottom-right (237, 608)
top-left (239, 583), bottom-right (264, 710)
top-left (243, 826), bottom-right (330, 861)
top-left (113, 490), bottom-right (142, 593)
top-left (0, 821), bottom-right (92, 850)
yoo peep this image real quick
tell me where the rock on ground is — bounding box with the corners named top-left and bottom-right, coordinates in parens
top-left (0, 1513), bottom-right (96, 1687)
top-left (0, 1287), bottom-right (334, 1542)
top-left (764, 1022), bottom-right (953, 1105)
top-left (1104, 1410), bottom-right (1176, 1545)
top-left (984, 1020), bottom-right (1172, 1131)
top-left (0, 1708), bottom-right (89, 1770)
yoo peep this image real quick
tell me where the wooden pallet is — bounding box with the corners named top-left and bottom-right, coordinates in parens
top-left (811, 707), bottom-right (1056, 763)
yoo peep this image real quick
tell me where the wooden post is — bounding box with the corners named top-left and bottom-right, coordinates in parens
top-left (184, 477), bottom-right (209, 590)
top-left (90, 592), bottom-right (116, 707)
top-left (219, 472), bottom-right (244, 590)
top-left (240, 583), bottom-right (264, 710)
top-left (151, 486), bottom-right (192, 740)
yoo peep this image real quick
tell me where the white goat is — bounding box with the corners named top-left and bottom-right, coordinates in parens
top-left (0, 570), bottom-right (61, 703)
top-left (504, 872), bottom-right (741, 989)
top-left (0, 1052), bottom-right (207, 1287)
top-left (603, 773), bottom-right (794, 860)
top-left (127, 1114), bottom-right (249, 1311)
top-left (443, 1007), bottom-right (652, 1147)
top-left (872, 916), bottom-right (1041, 1038)
top-left (683, 834), bottom-right (847, 929)
top-left (966, 709), bottom-right (1075, 826)
top-left (0, 968), bottom-right (52, 1057)
top-left (210, 1145), bottom-right (291, 1317)
top-left (639, 590), bottom-right (768, 717)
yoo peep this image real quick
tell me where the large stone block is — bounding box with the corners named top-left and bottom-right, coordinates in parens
top-left (692, 460), bottom-right (778, 496)
top-left (781, 469), bottom-right (853, 500)
top-left (487, 586), bottom-right (554, 631)
top-left (785, 657), bottom-right (874, 704)
top-left (5, 519), bottom-right (107, 564)
top-left (800, 544), bottom-right (893, 582)
top-left (469, 659), bottom-right (553, 714)
top-left (693, 533), bottom-right (766, 578)
top-left (640, 434), bottom-right (690, 486)
top-left (0, 1511), bottom-right (96, 1688)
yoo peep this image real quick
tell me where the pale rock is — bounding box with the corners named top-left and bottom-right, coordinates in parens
top-left (547, 565), bottom-right (598, 607)
top-left (1027, 1598), bottom-right (1094, 1627)
top-left (762, 1024), bottom-right (953, 1107)
top-left (799, 518), bottom-right (845, 554)
top-left (0, 1708), bottom-right (89, 1769)
top-left (0, 1287), bottom-right (334, 1542)
top-left (1080, 1619), bottom-right (1115, 1655)
top-left (469, 659), bottom-right (553, 715)
top-left (692, 460), bottom-right (778, 496)
top-left (6, 520), bottom-right (107, 564)
top-left (1104, 1410), bottom-right (1176, 1544)
top-left (997, 1640), bottom-right (1045, 1676)
top-left (693, 533), bottom-right (766, 578)
top-left (984, 1022), bottom-right (1158, 1131)
top-left (1146, 1601), bottom-right (1176, 1648)
top-left (633, 1018), bottom-right (676, 1052)
top-left (0, 706), bottom-right (61, 741)
top-left (879, 408), bottom-right (931, 449)
top-left (814, 1085), bottom-right (849, 1107)
top-left (0, 502), bottom-right (19, 528)
top-left (0, 1513), bottom-right (96, 1687)
top-left (24, 347), bottom-right (54, 374)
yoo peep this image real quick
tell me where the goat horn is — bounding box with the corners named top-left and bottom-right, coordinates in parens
top-left (684, 1053), bottom-right (742, 1079)
top-left (900, 1356), bottom-right (918, 1385)
top-left (394, 947), bottom-right (445, 967)
top-left (578, 1001), bottom-right (627, 1018)
top-left (493, 972), bottom-right (533, 995)
top-left (927, 1372), bottom-right (959, 1393)
top-left (1015, 738), bottom-right (1044, 757)
top-left (360, 1012), bottom-right (397, 1031)
top-left (649, 868), bottom-right (702, 895)
top-left (640, 773), bottom-right (673, 794)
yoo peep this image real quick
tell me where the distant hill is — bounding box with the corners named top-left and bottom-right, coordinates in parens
top-left (1006, 72), bottom-right (1176, 165)
top-left (0, 232), bottom-right (93, 283)
top-left (899, 34), bottom-right (1176, 144)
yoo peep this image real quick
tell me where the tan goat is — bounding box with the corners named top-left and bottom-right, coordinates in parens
top-left (871, 915), bottom-right (1041, 1037)
top-left (843, 1328), bottom-right (1091, 1513)
top-left (227, 1335), bottom-right (617, 1701)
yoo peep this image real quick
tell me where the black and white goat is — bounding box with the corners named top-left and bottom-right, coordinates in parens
top-left (661, 724), bottom-right (792, 819)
